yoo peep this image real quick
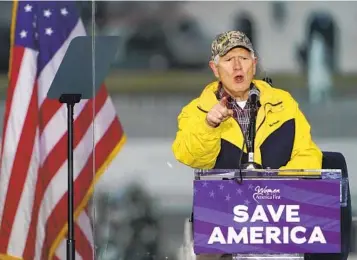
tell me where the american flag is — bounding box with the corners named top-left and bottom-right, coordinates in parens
top-left (0, 1), bottom-right (125, 259)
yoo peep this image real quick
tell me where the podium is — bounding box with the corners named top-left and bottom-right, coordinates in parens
top-left (191, 168), bottom-right (349, 259)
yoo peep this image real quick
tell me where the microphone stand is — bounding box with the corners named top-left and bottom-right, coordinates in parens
top-left (235, 86), bottom-right (262, 184)
top-left (241, 101), bottom-right (262, 170)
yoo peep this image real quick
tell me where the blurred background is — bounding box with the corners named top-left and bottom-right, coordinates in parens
top-left (0, 1), bottom-right (356, 259)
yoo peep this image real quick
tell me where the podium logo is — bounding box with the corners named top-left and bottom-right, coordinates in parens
top-left (253, 186), bottom-right (281, 204)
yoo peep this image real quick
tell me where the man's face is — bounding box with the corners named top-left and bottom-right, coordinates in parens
top-left (210, 47), bottom-right (257, 99)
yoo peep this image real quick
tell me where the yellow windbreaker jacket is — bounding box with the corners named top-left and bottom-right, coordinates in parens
top-left (172, 79), bottom-right (322, 171)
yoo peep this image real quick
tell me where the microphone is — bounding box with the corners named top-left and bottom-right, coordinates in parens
top-left (248, 86), bottom-right (260, 107)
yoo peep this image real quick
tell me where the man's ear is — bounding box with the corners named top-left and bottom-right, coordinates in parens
top-left (209, 60), bottom-right (219, 78)
top-left (253, 56), bottom-right (258, 75)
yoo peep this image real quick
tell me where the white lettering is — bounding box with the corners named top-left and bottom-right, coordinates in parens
top-left (208, 227), bottom-right (226, 244)
top-left (283, 226), bottom-right (289, 244)
top-left (250, 227), bottom-right (264, 244)
top-left (267, 205), bottom-right (285, 222)
top-left (291, 226), bottom-right (307, 244)
top-left (286, 205), bottom-right (300, 222)
top-left (233, 205), bottom-right (300, 223)
top-left (207, 226), bottom-right (326, 245)
top-left (250, 205), bottom-right (269, 222)
top-left (266, 226), bottom-right (281, 244)
top-left (308, 227), bottom-right (327, 244)
top-left (233, 205), bottom-right (249, 223)
top-left (227, 227), bottom-right (248, 244)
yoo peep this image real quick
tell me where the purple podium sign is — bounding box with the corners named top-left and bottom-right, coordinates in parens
top-left (193, 179), bottom-right (341, 254)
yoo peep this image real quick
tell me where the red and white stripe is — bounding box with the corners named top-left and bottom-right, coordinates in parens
top-left (0, 16), bottom-right (125, 260)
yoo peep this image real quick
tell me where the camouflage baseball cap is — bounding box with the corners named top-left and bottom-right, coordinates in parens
top-left (211, 30), bottom-right (254, 61)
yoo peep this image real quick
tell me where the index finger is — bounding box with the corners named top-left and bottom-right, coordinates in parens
top-left (219, 96), bottom-right (229, 107)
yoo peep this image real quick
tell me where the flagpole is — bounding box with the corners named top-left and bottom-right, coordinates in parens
top-left (59, 93), bottom-right (82, 260)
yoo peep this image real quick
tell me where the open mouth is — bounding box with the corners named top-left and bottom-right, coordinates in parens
top-left (234, 75), bottom-right (244, 83)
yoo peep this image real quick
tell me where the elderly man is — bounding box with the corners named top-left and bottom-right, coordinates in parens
top-left (172, 30), bottom-right (322, 171)
top-left (172, 31), bottom-right (322, 259)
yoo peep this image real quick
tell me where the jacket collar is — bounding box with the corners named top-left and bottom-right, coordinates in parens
top-left (197, 79), bottom-right (282, 112)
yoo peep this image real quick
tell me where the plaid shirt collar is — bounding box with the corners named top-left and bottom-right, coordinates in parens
top-left (215, 82), bottom-right (260, 109)
top-left (215, 83), bottom-right (261, 140)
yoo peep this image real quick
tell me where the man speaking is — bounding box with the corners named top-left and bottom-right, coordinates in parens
top-left (172, 30), bottom-right (323, 259)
